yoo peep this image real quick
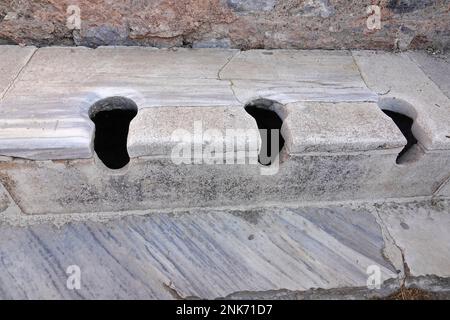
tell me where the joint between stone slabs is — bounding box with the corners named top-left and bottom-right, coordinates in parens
top-left (228, 79), bottom-right (244, 104)
top-left (405, 51), bottom-right (449, 100)
top-left (350, 50), bottom-right (373, 95)
top-left (0, 195), bottom-right (440, 228)
top-left (218, 277), bottom-right (402, 300)
top-left (217, 50), bottom-right (241, 80)
top-left (432, 172), bottom-right (450, 197)
top-left (0, 47), bottom-right (38, 102)
top-left (371, 208), bottom-right (406, 281)
top-left (0, 180), bottom-right (23, 216)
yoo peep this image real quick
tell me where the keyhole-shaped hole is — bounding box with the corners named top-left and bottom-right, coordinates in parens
top-left (89, 97), bottom-right (138, 169)
top-left (245, 101), bottom-right (285, 166)
top-left (382, 109), bottom-right (418, 164)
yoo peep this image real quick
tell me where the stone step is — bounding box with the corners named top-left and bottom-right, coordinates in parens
top-left (0, 46), bottom-right (449, 214)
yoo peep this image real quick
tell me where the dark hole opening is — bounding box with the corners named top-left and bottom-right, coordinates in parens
top-left (89, 97), bottom-right (138, 170)
top-left (245, 104), bottom-right (285, 166)
top-left (382, 109), bottom-right (418, 164)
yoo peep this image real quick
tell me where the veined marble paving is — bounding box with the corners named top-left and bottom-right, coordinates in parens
top-left (0, 204), bottom-right (399, 299)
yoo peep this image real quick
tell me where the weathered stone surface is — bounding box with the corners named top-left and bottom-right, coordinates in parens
top-left (352, 50), bottom-right (450, 151)
top-left (283, 102), bottom-right (406, 154)
top-left (0, 47), bottom-right (241, 160)
top-left (0, 47), bottom-right (379, 160)
top-left (405, 276), bottom-right (450, 298)
top-left (0, 45), bottom-right (35, 98)
top-left (226, 0), bottom-right (277, 13)
top-left (3, 145), bottom-right (450, 215)
top-left (0, 47), bottom-right (450, 214)
top-left (376, 200), bottom-right (450, 278)
top-left (222, 50), bottom-right (378, 104)
top-left (0, 183), bottom-right (9, 213)
top-left (0, 1), bottom-right (449, 50)
top-left (230, 79), bottom-right (378, 105)
top-left (21, 47), bottom-right (238, 81)
top-left (221, 50), bottom-right (360, 82)
top-left (436, 175), bottom-right (450, 197)
top-left (127, 106), bottom-right (260, 159)
top-left (407, 51), bottom-right (450, 99)
top-left (0, 199), bottom-right (448, 299)
top-left (0, 204), bottom-right (398, 299)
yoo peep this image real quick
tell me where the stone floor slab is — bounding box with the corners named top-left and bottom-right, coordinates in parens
top-left (0, 204), bottom-right (398, 299)
top-left (376, 201), bottom-right (450, 279)
top-left (407, 51), bottom-right (450, 99)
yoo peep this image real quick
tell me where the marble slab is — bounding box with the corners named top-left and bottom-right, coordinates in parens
top-left (230, 79), bottom-right (378, 105)
top-left (407, 51), bottom-right (450, 99)
top-left (376, 201), bottom-right (450, 278)
top-left (220, 50), bottom-right (363, 82)
top-left (0, 78), bottom-right (239, 160)
top-left (283, 102), bottom-right (406, 154)
top-left (0, 46), bottom-right (36, 98)
top-left (2, 47), bottom-right (448, 161)
top-left (0, 47), bottom-right (378, 160)
top-left (222, 50), bottom-right (378, 104)
top-left (127, 106), bottom-right (260, 159)
top-left (352, 50), bottom-right (450, 151)
top-left (0, 204), bottom-right (398, 299)
top-left (19, 46), bottom-right (238, 81)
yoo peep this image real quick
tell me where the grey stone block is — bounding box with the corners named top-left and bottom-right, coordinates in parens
top-left (127, 106), bottom-right (260, 160)
top-left (283, 102), bottom-right (406, 154)
top-left (0, 47), bottom-right (449, 214)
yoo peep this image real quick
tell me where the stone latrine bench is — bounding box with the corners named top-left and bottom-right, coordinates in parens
top-left (0, 46), bottom-right (449, 214)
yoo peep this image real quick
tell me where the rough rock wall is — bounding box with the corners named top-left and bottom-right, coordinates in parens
top-left (0, 0), bottom-right (449, 50)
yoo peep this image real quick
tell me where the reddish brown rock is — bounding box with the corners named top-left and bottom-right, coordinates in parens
top-left (0, 0), bottom-right (449, 50)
